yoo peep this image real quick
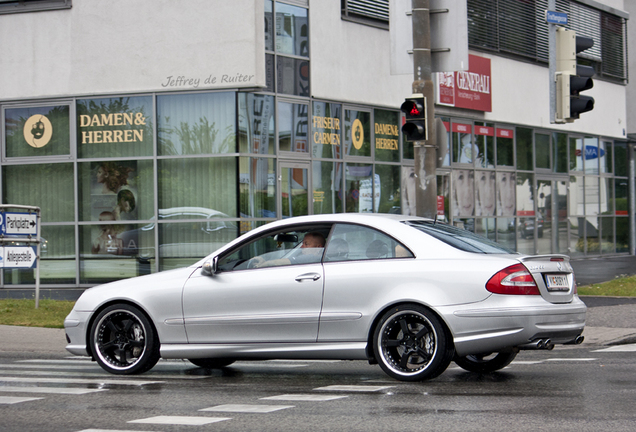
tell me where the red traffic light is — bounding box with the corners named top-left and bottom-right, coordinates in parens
top-left (400, 97), bottom-right (425, 120)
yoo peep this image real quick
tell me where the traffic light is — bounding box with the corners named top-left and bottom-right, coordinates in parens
top-left (400, 94), bottom-right (427, 141)
top-left (555, 28), bottom-right (595, 123)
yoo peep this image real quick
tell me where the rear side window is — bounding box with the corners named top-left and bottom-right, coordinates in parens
top-left (404, 221), bottom-right (516, 254)
top-left (324, 223), bottom-right (413, 262)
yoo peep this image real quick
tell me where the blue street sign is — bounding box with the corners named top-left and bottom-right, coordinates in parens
top-left (0, 211), bottom-right (38, 236)
top-left (546, 10), bottom-right (568, 25)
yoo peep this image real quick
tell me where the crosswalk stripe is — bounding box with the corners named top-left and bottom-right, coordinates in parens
top-left (594, 344), bottom-right (636, 352)
top-left (0, 376), bottom-right (163, 386)
top-left (261, 394), bottom-right (347, 401)
top-left (0, 369), bottom-right (210, 379)
top-left (0, 396), bottom-right (44, 404)
top-left (128, 416), bottom-right (231, 425)
top-left (314, 385), bottom-right (394, 392)
top-left (0, 386), bottom-right (107, 395)
top-left (200, 404), bottom-right (294, 413)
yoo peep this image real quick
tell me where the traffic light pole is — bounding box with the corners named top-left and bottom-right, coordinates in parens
top-left (411, 0), bottom-right (438, 219)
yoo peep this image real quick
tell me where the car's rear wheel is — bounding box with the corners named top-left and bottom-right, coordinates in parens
top-left (90, 304), bottom-right (160, 375)
top-left (373, 304), bottom-right (454, 382)
top-left (188, 358), bottom-right (236, 369)
top-left (454, 351), bottom-right (518, 373)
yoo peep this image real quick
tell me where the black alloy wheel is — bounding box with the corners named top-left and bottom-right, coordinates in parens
top-left (373, 304), bottom-right (454, 381)
top-left (454, 351), bottom-right (518, 373)
top-left (90, 304), bottom-right (160, 375)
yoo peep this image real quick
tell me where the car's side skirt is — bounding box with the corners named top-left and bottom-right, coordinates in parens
top-left (160, 342), bottom-right (369, 361)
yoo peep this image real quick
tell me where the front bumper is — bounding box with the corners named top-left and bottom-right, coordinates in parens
top-left (64, 309), bottom-right (92, 357)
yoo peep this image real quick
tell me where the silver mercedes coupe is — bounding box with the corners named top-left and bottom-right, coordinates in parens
top-left (64, 213), bottom-right (586, 382)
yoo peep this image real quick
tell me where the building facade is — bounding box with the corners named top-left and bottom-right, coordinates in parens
top-left (0, 0), bottom-right (632, 290)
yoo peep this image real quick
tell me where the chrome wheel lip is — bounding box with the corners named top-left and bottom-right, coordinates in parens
top-left (93, 309), bottom-right (147, 372)
top-left (377, 310), bottom-right (438, 377)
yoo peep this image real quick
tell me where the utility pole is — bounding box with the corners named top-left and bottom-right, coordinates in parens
top-left (411, 0), bottom-right (437, 219)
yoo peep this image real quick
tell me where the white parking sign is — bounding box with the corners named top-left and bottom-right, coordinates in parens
top-left (0, 212), bottom-right (38, 236)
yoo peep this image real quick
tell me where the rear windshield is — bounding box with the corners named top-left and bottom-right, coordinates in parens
top-left (404, 221), bottom-right (517, 254)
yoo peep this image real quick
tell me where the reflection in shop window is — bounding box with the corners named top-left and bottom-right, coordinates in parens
top-left (452, 169), bottom-right (474, 217)
top-left (585, 176), bottom-right (600, 216)
top-left (275, 2), bottom-right (308, 57)
top-left (158, 92), bottom-right (236, 156)
top-left (238, 93), bottom-right (275, 154)
top-left (535, 133), bottom-right (550, 170)
top-left (553, 132), bottom-right (568, 173)
top-left (375, 164), bottom-right (400, 214)
top-left (516, 127), bottom-right (533, 171)
top-left (475, 170), bottom-right (496, 216)
top-left (600, 141), bottom-right (612, 174)
top-left (515, 172), bottom-right (534, 217)
top-left (278, 101), bottom-right (308, 153)
top-left (496, 218), bottom-right (516, 251)
top-left (312, 161), bottom-right (343, 214)
top-left (401, 167), bottom-right (416, 216)
top-left (495, 128), bottom-right (514, 166)
top-left (344, 110), bottom-right (370, 157)
top-left (239, 157), bottom-right (275, 218)
top-left (374, 109), bottom-right (400, 162)
top-left (451, 123), bottom-right (473, 164)
top-left (312, 101), bottom-right (341, 158)
top-left (345, 164), bottom-right (374, 213)
top-left (474, 123), bottom-right (495, 168)
top-left (496, 171), bottom-right (515, 216)
top-left (614, 142), bottom-right (628, 176)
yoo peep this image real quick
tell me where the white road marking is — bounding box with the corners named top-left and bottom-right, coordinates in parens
top-left (200, 404), bottom-right (294, 413)
top-left (77, 429), bottom-right (159, 432)
top-left (546, 358), bottom-right (598, 361)
top-left (594, 344), bottom-right (636, 352)
top-left (314, 385), bottom-right (394, 392)
top-left (128, 416), bottom-right (231, 425)
top-left (261, 394), bottom-right (347, 401)
top-left (0, 386), bottom-right (106, 395)
top-left (0, 396), bottom-right (44, 404)
top-left (0, 376), bottom-right (162, 386)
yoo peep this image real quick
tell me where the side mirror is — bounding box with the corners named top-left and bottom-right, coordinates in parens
top-left (201, 256), bottom-right (218, 276)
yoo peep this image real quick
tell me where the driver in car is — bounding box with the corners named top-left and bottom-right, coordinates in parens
top-left (252, 232), bottom-right (326, 268)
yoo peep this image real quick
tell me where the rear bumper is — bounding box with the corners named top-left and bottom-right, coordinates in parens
top-left (440, 296), bottom-right (587, 356)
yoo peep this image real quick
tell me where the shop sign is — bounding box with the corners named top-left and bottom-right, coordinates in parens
top-left (374, 122), bottom-right (399, 151)
top-left (312, 115), bottom-right (340, 146)
top-left (496, 128), bottom-right (514, 139)
top-left (436, 55), bottom-right (492, 112)
top-left (79, 112), bottom-right (148, 144)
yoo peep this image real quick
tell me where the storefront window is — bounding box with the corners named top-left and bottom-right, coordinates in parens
top-left (553, 132), bottom-right (568, 173)
top-left (375, 164), bottom-right (400, 213)
top-left (496, 217), bottom-right (516, 251)
top-left (496, 128), bottom-right (514, 166)
top-left (600, 177), bottom-right (612, 215)
top-left (401, 166), bottom-right (416, 216)
top-left (616, 217), bottom-right (629, 253)
top-left (474, 123), bottom-right (495, 168)
top-left (159, 220), bottom-right (238, 271)
top-left (278, 101), bottom-right (309, 153)
top-left (374, 109), bottom-right (400, 162)
top-left (312, 161), bottom-right (342, 214)
top-left (3, 163), bottom-right (74, 222)
top-left (77, 96), bottom-right (153, 158)
top-left (158, 92), bottom-right (236, 156)
top-left (239, 157), bottom-right (276, 218)
top-left (516, 127), bottom-right (533, 171)
top-left (5, 105), bottom-right (70, 158)
top-left (475, 218), bottom-right (496, 241)
top-left (585, 176), bottom-right (600, 215)
top-left (615, 178), bottom-right (628, 215)
top-left (614, 142), bottom-right (627, 176)
top-left (264, 0), bottom-right (274, 51)
top-left (451, 122), bottom-right (473, 164)
top-left (78, 160), bottom-right (154, 222)
top-left (569, 216), bottom-right (584, 257)
top-left (570, 175), bottom-right (585, 216)
top-left (437, 173), bottom-right (450, 223)
top-left (345, 163), bottom-right (374, 212)
top-left (79, 223), bottom-right (155, 284)
top-left (584, 137), bottom-right (599, 174)
top-left (438, 119), bottom-right (450, 166)
top-left (496, 171), bottom-right (515, 216)
top-left (452, 169), bottom-right (474, 217)
top-left (516, 172), bottom-right (534, 217)
top-left (158, 157), bottom-right (237, 217)
top-left (535, 133), bottom-right (550, 170)
top-left (312, 101), bottom-right (341, 159)
top-left (600, 217), bottom-right (615, 254)
top-left (275, 2), bottom-right (308, 57)
top-left (277, 57), bottom-right (310, 97)
top-left (600, 141), bottom-right (612, 174)
top-left (238, 93), bottom-right (275, 154)
top-left (344, 109), bottom-right (371, 157)
top-left (475, 170), bottom-right (496, 216)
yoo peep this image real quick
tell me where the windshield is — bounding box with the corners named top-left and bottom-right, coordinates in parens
top-left (404, 220), bottom-right (517, 254)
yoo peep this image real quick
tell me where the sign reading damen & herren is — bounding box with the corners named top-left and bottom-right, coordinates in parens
top-left (0, 212), bottom-right (38, 236)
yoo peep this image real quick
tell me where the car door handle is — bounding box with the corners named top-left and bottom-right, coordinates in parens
top-left (295, 273), bottom-right (321, 282)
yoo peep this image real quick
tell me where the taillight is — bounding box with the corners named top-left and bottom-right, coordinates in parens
top-left (486, 263), bottom-right (540, 295)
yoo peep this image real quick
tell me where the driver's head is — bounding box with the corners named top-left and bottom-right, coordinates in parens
top-left (301, 232), bottom-right (326, 250)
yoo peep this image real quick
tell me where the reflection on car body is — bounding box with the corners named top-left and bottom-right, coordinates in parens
top-left (65, 214), bottom-right (586, 382)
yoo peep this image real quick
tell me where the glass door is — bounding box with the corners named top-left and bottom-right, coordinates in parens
top-left (536, 177), bottom-right (569, 255)
top-left (279, 161), bottom-right (311, 218)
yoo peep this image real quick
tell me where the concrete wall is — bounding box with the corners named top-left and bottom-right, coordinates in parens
top-left (0, 0), bottom-right (265, 100)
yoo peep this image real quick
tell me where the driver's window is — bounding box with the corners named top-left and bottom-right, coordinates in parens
top-left (217, 226), bottom-right (330, 271)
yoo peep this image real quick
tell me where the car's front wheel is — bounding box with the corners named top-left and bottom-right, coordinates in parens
top-left (90, 304), bottom-right (160, 375)
top-left (373, 304), bottom-right (454, 382)
top-left (453, 351), bottom-right (518, 373)
top-left (188, 358), bottom-right (236, 369)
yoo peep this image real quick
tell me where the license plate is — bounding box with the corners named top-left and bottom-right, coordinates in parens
top-left (546, 274), bottom-right (569, 291)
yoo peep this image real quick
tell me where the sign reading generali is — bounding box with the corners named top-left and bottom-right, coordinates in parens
top-left (436, 55), bottom-right (492, 112)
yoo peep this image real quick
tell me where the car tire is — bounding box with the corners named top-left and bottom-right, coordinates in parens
top-left (90, 304), bottom-right (160, 375)
top-left (373, 304), bottom-right (454, 382)
top-left (188, 358), bottom-right (236, 369)
top-left (453, 351), bottom-right (518, 373)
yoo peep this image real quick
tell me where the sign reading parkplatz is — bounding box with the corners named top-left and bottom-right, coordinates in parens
top-left (0, 211), bottom-right (38, 236)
